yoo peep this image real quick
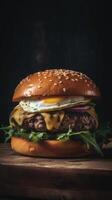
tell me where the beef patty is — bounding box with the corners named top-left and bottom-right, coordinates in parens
top-left (22, 111), bottom-right (97, 132)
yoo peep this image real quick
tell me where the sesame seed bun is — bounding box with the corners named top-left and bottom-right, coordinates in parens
top-left (13, 69), bottom-right (100, 101)
top-left (11, 137), bottom-right (90, 157)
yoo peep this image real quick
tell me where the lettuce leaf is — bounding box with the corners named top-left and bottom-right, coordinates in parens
top-left (0, 125), bottom-right (104, 156)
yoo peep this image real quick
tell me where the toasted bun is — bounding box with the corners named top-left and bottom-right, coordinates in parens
top-left (11, 136), bottom-right (90, 157)
top-left (13, 69), bottom-right (100, 101)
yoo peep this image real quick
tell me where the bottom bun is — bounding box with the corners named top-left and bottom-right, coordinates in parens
top-left (11, 136), bottom-right (90, 158)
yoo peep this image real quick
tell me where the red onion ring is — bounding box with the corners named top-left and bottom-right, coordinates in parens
top-left (69, 106), bottom-right (90, 112)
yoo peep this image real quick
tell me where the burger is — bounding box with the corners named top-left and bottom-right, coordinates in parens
top-left (9, 69), bottom-right (102, 157)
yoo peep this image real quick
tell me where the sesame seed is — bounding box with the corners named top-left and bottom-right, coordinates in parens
top-left (19, 81), bottom-right (23, 85)
top-left (49, 79), bottom-right (52, 82)
top-left (59, 81), bottom-right (63, 84)
top-left (29, 84), bottom-right (34, 87)
top-left (58, 76), bottom-right (62, 80)
top-left (63, 88), bottom-right (66, 92)
top-left (24, 90), bottom-right (32, 97)
top-left (65, 76), bottom-right (69, 80)
top-left (75, 78), bottom-right (78, 81)
top-left (26, 77), bottom-right (29, 81)
top-left (37, 85), bottom-right (41, 88)
top-left (44, 76), bottom-right (47, 79)
top-left (54, 83), bottom-right (58, 86)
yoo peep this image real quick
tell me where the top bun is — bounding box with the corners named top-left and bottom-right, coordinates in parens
top-left (13, 69), bottom-right (100, 102)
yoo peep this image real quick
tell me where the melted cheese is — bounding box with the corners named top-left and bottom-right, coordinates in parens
top-left (10, 104), bottom-right (98, 131)
top-left (41, 111), bottom-right (65, 131)
top-left (10, 105), bottom-right (65, 131)
top-left (10, 105), bottom-right (34, 127)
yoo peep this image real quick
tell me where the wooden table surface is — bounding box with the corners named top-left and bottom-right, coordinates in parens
top-left (0, 144), bottom-right (112, 200)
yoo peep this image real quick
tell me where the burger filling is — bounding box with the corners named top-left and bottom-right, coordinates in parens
top-left (6, 97), bottom-right (102, 155)
top-left (10, 105), bottom-right (98, 132)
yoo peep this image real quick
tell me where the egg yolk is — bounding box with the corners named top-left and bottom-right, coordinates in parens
top-left (42, 97), bottom-right (64, 104)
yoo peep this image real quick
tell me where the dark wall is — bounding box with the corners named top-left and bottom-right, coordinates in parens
top-left (0, 0), bottom-right (111, 126)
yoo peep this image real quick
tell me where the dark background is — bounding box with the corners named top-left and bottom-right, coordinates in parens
top-left (0, 1), bottom-right (111, 128)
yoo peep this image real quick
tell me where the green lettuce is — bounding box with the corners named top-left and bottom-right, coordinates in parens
top-left (0, 125), bottom-right (105, 156)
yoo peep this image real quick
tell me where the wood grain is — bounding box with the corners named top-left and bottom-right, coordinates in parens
top-left (0, 144), bottom-right (112, 200)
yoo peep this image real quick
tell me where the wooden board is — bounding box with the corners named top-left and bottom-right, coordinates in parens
top-left (0, 144), bottom-right (112, 200)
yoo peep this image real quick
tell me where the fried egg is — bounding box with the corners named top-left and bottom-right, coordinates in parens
top-left (19, 97), bottom-right (90, 113)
